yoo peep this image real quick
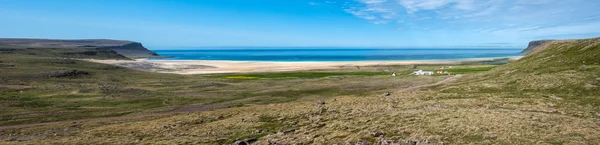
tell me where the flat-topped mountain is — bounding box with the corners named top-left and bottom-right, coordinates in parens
top-left (519, 37), bottom-right (600, 56)
top-left (520, 40), bottom-right (555, 55)
top-left (0, 38), bottom-right (159, 58)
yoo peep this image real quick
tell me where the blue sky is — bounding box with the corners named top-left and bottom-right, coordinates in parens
top-left (0, 0), bottom-right (599, 48)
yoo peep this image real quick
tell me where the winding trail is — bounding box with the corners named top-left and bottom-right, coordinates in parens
top-left (395, 74), bottom-right (463, 93)
top-left (0, 75), bottom-right (463, 130)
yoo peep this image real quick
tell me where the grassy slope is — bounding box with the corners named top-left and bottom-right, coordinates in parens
top-left (0, 47), bottom-right (467, 126)
top-left (0, 56), bottom-right (178, 125)
top-left (447, 38), bottom-right (600, 105)
top-left (1, 38), bottom-right (595, 145)
top-left (3, 40), bottom-right (592, 144)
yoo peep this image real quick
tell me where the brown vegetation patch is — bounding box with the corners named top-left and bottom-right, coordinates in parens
top-left (39, 70), bottom-right (90, 78)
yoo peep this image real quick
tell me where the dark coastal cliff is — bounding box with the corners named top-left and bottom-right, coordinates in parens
top-left (98, 42), bottom-right (159, 58)
top-left (0, 38), bottom-right (159, 58)
top-left (520, 40), bottom-right (554, 55)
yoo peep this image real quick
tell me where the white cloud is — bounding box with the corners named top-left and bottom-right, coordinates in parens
top-left (490, 22), bottom-right (600, 37)
top-left (398, 0), bottom-right (455, 13)
top-left (343, 0), bottom-right (497, 24)
top-left (360, 0), bottom-right (387, 4)
top-left (343, 0), bottom-right (397, 24)
top-left (340, 0), bottom-right (600, 38)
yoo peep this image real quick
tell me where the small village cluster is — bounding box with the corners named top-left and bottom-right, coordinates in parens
top-left (412, 66), bottom-right (449, 75)
top-left (392, 66), bottom-right (450, 76)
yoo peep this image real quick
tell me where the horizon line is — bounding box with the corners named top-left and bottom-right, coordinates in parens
top-left (147, 45), bottom-right (526, 50)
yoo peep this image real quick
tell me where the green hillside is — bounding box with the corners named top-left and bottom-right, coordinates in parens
top-left (0, 45), bottom-right (452, 126)
top-left (1, 38), bottom-right (599, 144)
top-left (445, 38), bottom-right (600, 106)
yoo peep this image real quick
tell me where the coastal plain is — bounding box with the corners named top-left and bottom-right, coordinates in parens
top-left (0, 38), bottom-right (599, 144)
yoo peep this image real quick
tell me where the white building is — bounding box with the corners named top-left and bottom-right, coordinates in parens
top-left (412, 70), bottom-right (434, 75)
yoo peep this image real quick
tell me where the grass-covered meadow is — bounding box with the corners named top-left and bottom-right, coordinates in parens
top-left (1, 38), bottom-right (599, 144)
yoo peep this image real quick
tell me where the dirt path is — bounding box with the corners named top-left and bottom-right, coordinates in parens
top-left (0, 104), bottom-right (230, 130)
top-left (395, 74), bottom-right (463, 93)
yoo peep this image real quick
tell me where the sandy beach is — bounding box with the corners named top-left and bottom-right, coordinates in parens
top-left (86, 56), bottom-right (522, 74)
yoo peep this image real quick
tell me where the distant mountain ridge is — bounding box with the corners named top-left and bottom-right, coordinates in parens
top-left (0, 38), bottom-right (159, 58)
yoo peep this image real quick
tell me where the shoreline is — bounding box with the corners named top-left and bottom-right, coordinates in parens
top-left (87, 56), bottom-right (523, 74)
top-left (146, 55), bottom-right (523, 63)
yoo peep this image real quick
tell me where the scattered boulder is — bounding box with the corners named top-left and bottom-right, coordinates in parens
top-left (245, 138), bottom-right (258, 143)
top-left (382, 92), bottom-right (391, 96)
top-left (405, 140), bottom-right (418, 145)
top-left (548, 95), bottom-right (563, 101)
top-left (369, 130), bottom-right (385, 137)
top-left (318, 107), bottom-right (328, 114)
top-left (504, 69), bottom-right (517, 74)
top-left (580, 65), bottom-right (587, 69)
top-left (355, 140), bottom-right (369, 145)
top-left (317, 100), bottom-right (326, 106)
top-left (233, 140), bottom-right (248, 145)
top-left (282, 129), bottom-right (295, 135)
top-left (377, 137), bottom-right (396, 145)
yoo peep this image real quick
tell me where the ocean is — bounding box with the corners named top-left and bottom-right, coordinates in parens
top-left (151, 48), bottom-right (523, 62)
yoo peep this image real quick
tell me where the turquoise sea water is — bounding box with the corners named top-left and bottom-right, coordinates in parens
top-left (151, 48), bottom-right (523, 62)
